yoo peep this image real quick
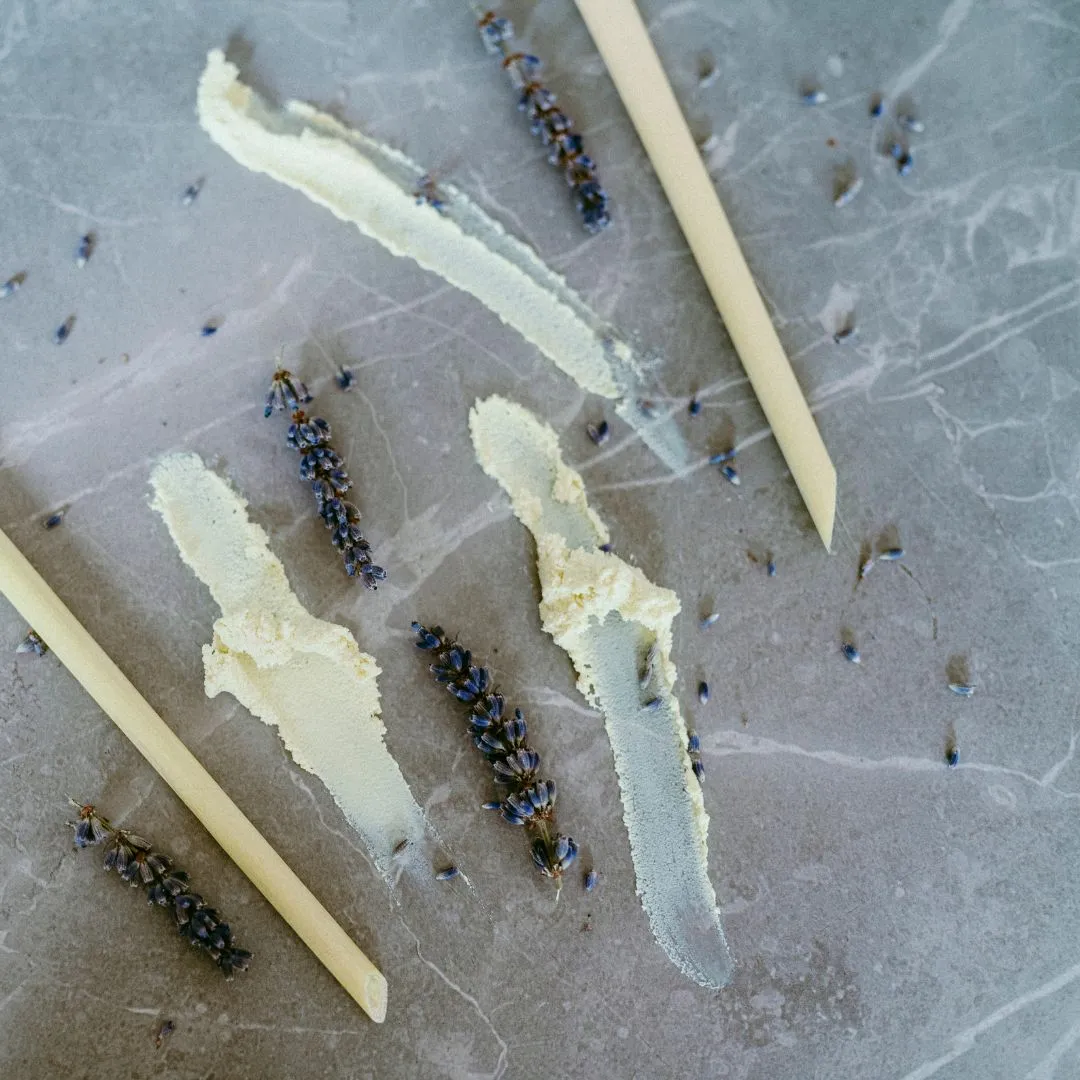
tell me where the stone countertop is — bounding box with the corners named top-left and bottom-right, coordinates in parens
top-left (2, 1), bottom-right (1079, 1077)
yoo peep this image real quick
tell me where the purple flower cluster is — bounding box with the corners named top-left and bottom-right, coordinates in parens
top-left (412, 622), bottom-right (579, 888)
top-left (69, 800), bottom-right (251, 978)
top-left (476, 10), bottom-right (610, 234)
top-left (265, 368), bottom-right (386, 589)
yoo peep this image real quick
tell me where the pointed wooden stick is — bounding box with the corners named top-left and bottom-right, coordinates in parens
top-left (572, 0), bottom-right (837, 549)
top-left (0, 525), bottom-right (388, 1022)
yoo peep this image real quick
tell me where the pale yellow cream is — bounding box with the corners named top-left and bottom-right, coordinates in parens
top-left (150, 452), bottom-right (428, 875)
top-left (195, 49), bottom-right (689, 470)
top-left (470, 396), bottom-right (733, 988)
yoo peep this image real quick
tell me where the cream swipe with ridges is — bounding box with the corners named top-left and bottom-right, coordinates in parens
top-left (149, 452), bottom-right (428, 875)
top-left (469, 396), bottom-right (733, 988)
top-left (195, 48), bottom-right (689, 471)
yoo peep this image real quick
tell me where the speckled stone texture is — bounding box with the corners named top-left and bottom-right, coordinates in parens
top-left (2, 1), bottom-right (1079, 1077)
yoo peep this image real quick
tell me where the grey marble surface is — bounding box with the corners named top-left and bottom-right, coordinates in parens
top-left (2, 0), bottom-right (1079, 1077)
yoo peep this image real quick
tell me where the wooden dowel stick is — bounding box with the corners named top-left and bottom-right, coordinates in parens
top-left (0, 525), bottom-right (388, 1023)
top-left (572, 0), bottom-right (837, 549)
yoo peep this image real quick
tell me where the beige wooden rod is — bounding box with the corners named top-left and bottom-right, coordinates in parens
top-left (0, 525), bottom-right (388, 1023)
top-left (573, 0), bottom-right (837, 549)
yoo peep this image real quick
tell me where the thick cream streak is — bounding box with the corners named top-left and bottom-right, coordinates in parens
top-left (195, 49), bottom-right (689, 470)
top-left (149, 452), bottom-right (427, 875)
top-left (469, 396), bottom-right (732, 988)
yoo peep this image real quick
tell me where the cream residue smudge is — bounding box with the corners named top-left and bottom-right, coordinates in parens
top-left (195, 48), bottom-right (688, 470)
top-left (469, 396), bottom-right (733, 988)
top-left (150, 452), bottom-right (427, 875)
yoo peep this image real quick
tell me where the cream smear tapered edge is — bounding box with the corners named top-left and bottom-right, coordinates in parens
top-left (195, 48), bottom-right (689, 472)
top-left (150, 452), bottom-right (428, 876)
top-left (469, 396), bottom-right (733, 988)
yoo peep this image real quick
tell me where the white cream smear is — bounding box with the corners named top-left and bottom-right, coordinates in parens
top-left (469, 396), bottom-right (733, 988)
top-left (149, 452), bottom-right (427, 876)
top-left (195, 49), bottom-right (688, 470)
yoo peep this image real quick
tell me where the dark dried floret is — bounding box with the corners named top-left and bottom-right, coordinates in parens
top-left (16, 629), bottom-right (48, 656)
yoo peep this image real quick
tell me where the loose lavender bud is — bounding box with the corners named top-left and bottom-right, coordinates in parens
top-left (945, 738), bottom-right (959, 768)
top-left (834, 315), bottom-right (857, 343)
top-left (833, 173), bottom-right (863, 209)
top-left (639, 642), bottom-right (659, 689)
top-left (414, 173), bottom-right (448, 214)
top-left (16, 629), bottom-right (48, 656)
top-left (54, 315), bottom-right (76, 344)
top-left (0, 271), bottom-right (26, 298)
top-left (75, 233), bottom-right (95, 268)
top-left (586, 420), bottom-right (610, 446)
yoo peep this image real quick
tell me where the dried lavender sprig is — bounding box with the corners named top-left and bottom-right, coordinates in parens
top-left (68, 800), bottom-right (251, 978)
top-left (474, 7), bottom-right (611, 234)
top-left (264, 368), bottom-right (386, 589)
top-left (411, 621), bottom-right (578, 888)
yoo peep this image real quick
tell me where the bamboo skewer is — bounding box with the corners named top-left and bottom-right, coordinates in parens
top-left (0, 525), bottom-right (388, 1023)
top-left (572, 0), bottom-right (837, 550)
